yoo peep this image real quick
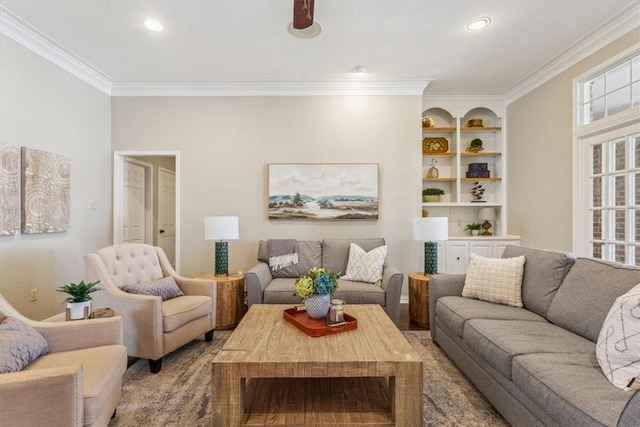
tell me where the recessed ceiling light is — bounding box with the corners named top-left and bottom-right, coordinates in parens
top-left (467, 17), bottom-right (491, 31)
top-left (352, 66), bottom-right (369, 75)
top-left (144, 19), bottom-right (164, 32)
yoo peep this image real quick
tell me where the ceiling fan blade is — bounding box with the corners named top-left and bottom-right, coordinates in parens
top-left (293, 0), bottom-right (314, 30)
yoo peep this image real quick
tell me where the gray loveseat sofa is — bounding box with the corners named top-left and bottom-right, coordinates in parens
top-left (245, 238), bottom-right (404, 325)
top-left (429, 245), bottom-right (640, 427)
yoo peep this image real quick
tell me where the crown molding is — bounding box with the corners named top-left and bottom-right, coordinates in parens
top-left (0, 8), bottom-right (112, 94)
top-left (110, 80), bottom-right (431, 96)
top-left (504, 2), bottom-right (640, 105)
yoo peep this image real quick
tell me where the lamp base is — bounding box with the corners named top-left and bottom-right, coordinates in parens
top-left (424, 241), bottom-right (439, 275)
top-left (215, 241), bottom-right (229, 276)
top-left (481, 220), bottom-right (493, 236)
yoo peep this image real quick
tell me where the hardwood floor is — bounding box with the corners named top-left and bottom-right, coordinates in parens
top-left (398, 302), bottom-right (428, 331)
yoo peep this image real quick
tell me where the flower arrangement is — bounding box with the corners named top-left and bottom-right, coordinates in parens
top-left (294, 267), bottom-right (339, 300)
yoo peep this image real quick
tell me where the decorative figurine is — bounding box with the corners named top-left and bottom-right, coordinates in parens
top-left (427, 159), bottom-right (439, 179)
top-left (470, 182), bottom-right (486, 203)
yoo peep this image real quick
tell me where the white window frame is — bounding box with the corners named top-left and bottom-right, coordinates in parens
top-left (573, 44), bottom-right (640, 263)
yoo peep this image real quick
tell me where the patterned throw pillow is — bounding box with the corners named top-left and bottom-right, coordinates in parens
top-left (341, 243), bottom-right (387, 284)
top-left (596, 283), bottom-right (640, 390)
top-left (0, 316), bottom-right (50, 373)
top-left (121, 276), bottom-right (184, 301)
top-left (462, 253), bottom-right (526, 307)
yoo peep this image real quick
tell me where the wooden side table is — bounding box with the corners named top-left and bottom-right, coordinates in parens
top-left (197, 273), bottom-right (247, 330)
top-left (408, 272), bottom-right (430, 329)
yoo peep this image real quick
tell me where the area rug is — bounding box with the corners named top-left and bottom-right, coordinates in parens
top-left (109, 331), bottom-right (508, 426)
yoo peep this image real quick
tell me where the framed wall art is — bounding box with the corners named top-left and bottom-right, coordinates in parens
top-left (268, 163), bottom-right (379, 220)
top-left (21, 147), bottom-right (70, 233)
top-left (0, 142), bottom-right (20, 235)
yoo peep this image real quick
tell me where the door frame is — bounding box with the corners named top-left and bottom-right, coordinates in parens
top-left (114, 151), bottom-right (181, 272)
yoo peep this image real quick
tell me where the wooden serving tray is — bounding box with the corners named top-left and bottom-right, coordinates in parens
top-left (283, 307), bottom-right (357, 337)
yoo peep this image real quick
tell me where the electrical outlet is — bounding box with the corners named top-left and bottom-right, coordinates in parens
top-left (29, 288), bottom-right (38, 302)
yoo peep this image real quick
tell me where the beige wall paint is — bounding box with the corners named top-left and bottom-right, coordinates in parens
top-left (507, 28), bottom-right (640, 251)
top-left (0, 35), bottom-right (112, 319)
top-left (112, 96), bottom-right (423, 292)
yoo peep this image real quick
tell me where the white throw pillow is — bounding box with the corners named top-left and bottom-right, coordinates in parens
top-left (462, 253), bottom-right (526, 307)
top-left (341, 243), bottom-right (387, 284)
top-left (596, 283), bottom-right (640, 390)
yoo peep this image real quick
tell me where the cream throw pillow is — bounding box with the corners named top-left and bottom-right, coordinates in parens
top-left (596, 283), bottom-right (640, 390)
top-left (341, 243), bottom-right (387, 284)
top-left (462, 253), bottom-right (526, 307)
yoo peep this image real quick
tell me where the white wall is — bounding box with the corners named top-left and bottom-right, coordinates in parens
top-left (0, 35), bottom-right (112, 319)
top-left (111, 96), bottom-right (424, 293)
top-left (506, 28), bottom-right (640, 252)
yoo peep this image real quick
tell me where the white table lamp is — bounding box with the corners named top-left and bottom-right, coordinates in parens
top-left (204, 216), bottom-right (239, 276)
top-left (478, 208), bottom-right (496, 236)
top-left (413, 217), bottom-right (449, 275)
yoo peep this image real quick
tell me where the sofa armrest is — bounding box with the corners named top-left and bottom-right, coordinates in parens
top-left (618, 390), bottom-right (640, 427)
top-left (245, 262), bottom-right (273, 307)
top-left (174, 276), bottom-right (217, 330)
top-left (34, 316), bottom-right (123, 353)
top-left (381, 265), bottom-right (404, 326)
top-left (429, 273), bottom-right (466, 344)
top-left (0, 365), bottom-right (83, 427)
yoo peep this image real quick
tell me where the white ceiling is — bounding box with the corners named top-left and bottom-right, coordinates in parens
top-left (1, 0), bottom-right (638, 97)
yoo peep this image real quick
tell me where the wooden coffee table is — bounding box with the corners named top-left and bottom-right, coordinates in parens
top-left (211, 304), bottom-right (423, 426)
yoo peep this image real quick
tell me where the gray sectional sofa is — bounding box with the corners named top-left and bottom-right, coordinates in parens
top-left (429, 245), bottom-right (640, 427)
top-left (245, 238), bottom-right (404, 325)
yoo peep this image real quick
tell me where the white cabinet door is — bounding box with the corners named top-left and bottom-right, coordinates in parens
top-left (446, 242), bottom-right (469, 274)
top-left (470, 241), bottom-right (493, 258)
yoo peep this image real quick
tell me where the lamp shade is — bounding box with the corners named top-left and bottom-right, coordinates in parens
top-left (413, 217), bottom-right (449, 241)
top-left (478, 208), bottom-right (496, 221)
top-left (204, 216), bottom-right (239, 240)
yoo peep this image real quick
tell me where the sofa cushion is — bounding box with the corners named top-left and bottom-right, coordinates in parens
top-left (462, 253), bottom-right (526, 307)
top-left (596, 283), bottom-right (640, 390)
top-left (618, 390), bottom-right (640, 427)
top-left (547, 258), bottom-right (640, 342)
top-left (332, 280), bottom-right (386, 306)
top-left (463, 319), bottom-right (595, 379)
top-left (26, 344), bottom-right (127, 425)
top-left (435, 296), bottom-right (546, 338)
top-left (162, 295), bottom-right (211, 333)
top-left (502, 245), bottom-right (575, 317)
top-left (121, 276), bottom-right (184, 301)
top-left (321, 238), bottom-right (385, 276)
top-left (258, 240), bottom-right (322, 278)
top-left (0, 317), bottom-right (50, 373)
top-left (512, 352), bottom-right (632, 427)
top-left (341, 243), bottom-right (387, 284)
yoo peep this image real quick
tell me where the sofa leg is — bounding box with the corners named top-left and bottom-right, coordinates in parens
top-left (205, 329), bottom-right (214, 342)
top-left (111, 410), bottom-right (117, 419)
top-left (149, 358), bottom-right (162, 373)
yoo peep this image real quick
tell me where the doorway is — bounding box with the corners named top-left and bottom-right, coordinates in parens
top-left (114, 151), bottom-right (181, 271)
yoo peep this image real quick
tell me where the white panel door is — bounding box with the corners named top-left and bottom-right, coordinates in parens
top-left (158, 168), bottom-right (176, 267)
top-left (122, 161), bottom-right (145, 243)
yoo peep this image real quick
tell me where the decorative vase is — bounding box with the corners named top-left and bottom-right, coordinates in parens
top-left (305, 294), bottom-right (331, 319)
top-left (471, 230), bottom-right (480, 236)
top-left (67, 301), bottom-right (91, 320)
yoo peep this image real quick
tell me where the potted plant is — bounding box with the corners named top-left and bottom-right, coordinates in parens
top-left (56, 280), bottom-right (102, 320)
top-left (294, 268), bottom-right (339, 319)
top-left (464, 222), bottom-right (483, 236)
top-left (422, 187), bottom-right (444, 203)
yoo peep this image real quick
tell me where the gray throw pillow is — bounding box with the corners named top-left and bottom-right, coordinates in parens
top-left (121, 276), bottom-right (184, 301)
top-left (0, 316), bottom-right (50, 373)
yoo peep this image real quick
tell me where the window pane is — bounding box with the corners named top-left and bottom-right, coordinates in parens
top-left (636, 209), bottom-right (640, 243)
top-left (592, 176), bottom-right (602, 207)
top-left (636, 135), bottom-right (640, 168)
top-left (635, 172), bottom-right (639, 206)
top-left (593, 210), bottom-right (602, 239)
top-left (606, 86), bottom-right (630, 117)
top-left (615, 140), bottom-right (626, 171)
top-left (615, 210), bottom-right (625, 240)
top-left (635, 245), bottom-right (640, 266)
top-left (615, 175), bottom-right (625, 206)
top-left (615, 244), bottom-right (626, 263)
top-left (593, 144), bottom-right (602, 174)
top-left (606, 62), bottom-right (630, 93)
top-left (633, 81), bottom-right (640, 107)
top-left (591, 75), bottom-right (605, 99)
top-left (632, 56), bottom-right (640, 83)
top-left (592, 242), bottom-right (603, 259)
top-left (592, 97), bottom-right (605, 121)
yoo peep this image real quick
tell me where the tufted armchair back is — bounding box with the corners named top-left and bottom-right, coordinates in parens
top-left (95, 243), bottom-right (165, 288)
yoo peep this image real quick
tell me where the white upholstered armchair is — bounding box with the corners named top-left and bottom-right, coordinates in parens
top-left (84, 243), bottom-right (216, 373)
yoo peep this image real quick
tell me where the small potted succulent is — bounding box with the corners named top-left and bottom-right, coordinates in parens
top-left (422, 187), bottom-right (444, 203)
top-left (464, 222), bottom-right (483, 236)
top-left (56, 280), bottom-right (102, 320)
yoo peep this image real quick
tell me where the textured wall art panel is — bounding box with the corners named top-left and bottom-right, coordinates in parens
top-left (0, 142), bottom-right (20, 235)
top-left (21, 147), bottom-right (70, 233)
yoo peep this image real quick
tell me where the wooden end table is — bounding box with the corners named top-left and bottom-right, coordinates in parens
top-left (408, 272), bottom-right (430, 328)
top-left (196, 273), bottom-right (246, 330)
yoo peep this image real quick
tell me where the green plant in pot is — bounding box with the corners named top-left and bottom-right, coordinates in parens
top-left (464, 222), bottom-right (483, 236)
top-left (56, 280), bottom-right (101, 320)
top-left (422, 187), bottom-right (444, 202)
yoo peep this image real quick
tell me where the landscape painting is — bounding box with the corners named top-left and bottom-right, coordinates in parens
top-left (268, 163), bottom-right (379, 220)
